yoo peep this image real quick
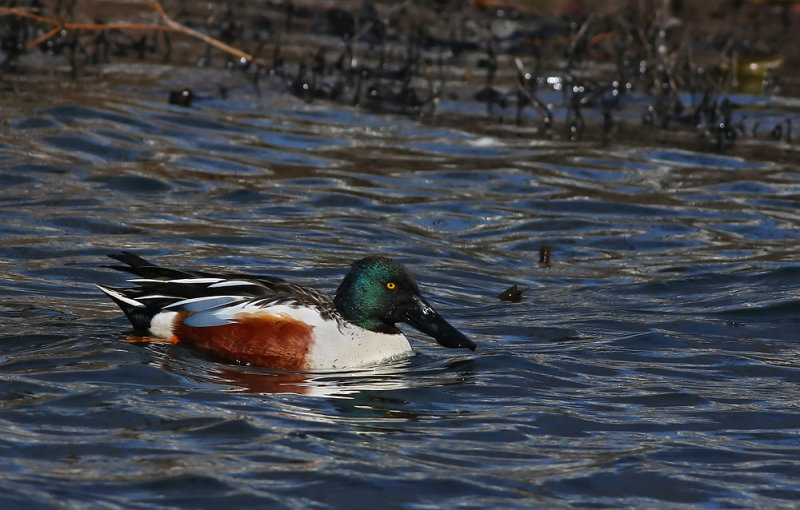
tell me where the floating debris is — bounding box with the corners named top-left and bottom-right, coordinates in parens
top-left (168, 88), bottom-right (193, 107)
top-left (497, 284), bottom-right (527, 303)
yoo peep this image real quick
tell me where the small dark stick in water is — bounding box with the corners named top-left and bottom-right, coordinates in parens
top-left (539, 245), bottom-right (551, 265)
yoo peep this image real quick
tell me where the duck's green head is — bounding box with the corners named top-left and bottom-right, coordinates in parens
top-left (333, 256), bottom-right (476, 351)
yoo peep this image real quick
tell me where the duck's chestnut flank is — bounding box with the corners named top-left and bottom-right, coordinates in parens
top-left (173, 311), bottom-right (314, 370)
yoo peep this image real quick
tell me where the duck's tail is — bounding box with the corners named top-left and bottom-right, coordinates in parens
top-left (97, 284), bottom-right (155, 332)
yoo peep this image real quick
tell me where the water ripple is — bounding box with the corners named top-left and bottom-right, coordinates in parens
top-left (0, 77), bottom-right (798, 508)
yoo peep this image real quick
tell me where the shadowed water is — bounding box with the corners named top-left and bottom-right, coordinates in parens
top-left (1, 71), bottom-right (799, 509)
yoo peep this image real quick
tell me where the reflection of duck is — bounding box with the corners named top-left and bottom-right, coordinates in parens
top-left (210, 366), bottom-right (313, 395)
top-left (206, 360), bottom-right (416, 397)
top-left (98, 253), bottom-right (475, 372)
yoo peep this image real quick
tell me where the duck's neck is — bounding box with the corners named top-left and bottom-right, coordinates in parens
top-left (333, 292), bottom-right (400, 335)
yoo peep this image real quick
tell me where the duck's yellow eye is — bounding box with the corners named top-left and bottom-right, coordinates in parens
top-left (386, 282), bottom-right (396, 290)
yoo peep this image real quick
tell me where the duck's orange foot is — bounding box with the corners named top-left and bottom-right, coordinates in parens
top-left (126, 335), bottom-right (180, 344)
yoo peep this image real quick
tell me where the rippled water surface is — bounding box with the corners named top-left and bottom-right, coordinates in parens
top-left (2, 69), bottom-right (800, 509)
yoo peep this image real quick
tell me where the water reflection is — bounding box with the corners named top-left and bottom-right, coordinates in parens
top-left (202, 360), bottom-right (417, 398)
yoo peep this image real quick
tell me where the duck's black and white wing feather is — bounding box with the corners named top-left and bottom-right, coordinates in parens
top-left (99, 252), bottom-right (338, 331)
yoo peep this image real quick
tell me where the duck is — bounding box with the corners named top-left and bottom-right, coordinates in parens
top-left (97, 252), bottom-right (476, 371)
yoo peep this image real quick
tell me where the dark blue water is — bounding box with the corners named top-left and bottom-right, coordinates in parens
top-left (1, 71), bottom-right (799, 509)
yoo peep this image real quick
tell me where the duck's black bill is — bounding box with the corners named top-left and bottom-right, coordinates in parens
top-left (404, 296), bottom-right (476, 351)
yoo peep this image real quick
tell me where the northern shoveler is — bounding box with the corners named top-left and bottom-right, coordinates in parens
top-left (97, 252), bottom-right (476, 371)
